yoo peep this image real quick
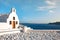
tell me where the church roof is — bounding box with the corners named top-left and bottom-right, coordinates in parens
top-left (0, 14), bottom-right (9, 22)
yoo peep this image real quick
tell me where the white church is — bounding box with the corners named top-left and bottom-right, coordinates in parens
top-left (0, 8), bottom-right (19, 30)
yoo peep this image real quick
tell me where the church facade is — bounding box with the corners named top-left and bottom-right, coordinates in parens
top-left (0, 8), bottom-right (19, 29)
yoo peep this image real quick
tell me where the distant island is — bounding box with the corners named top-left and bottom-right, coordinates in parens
top-left (49, 22), bottom-right (60, 25)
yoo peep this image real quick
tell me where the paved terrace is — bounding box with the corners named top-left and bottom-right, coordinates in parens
top-left (0, 30), bottom-right (60, 40)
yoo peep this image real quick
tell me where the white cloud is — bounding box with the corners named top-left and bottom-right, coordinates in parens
top-left (37, 7), bottom-right (45, 11)
top-left (45, 0), bottom-right (57, 9)
top-left (37, 0), bottom-right (57, 12)
top-left (45, 0), bottom-right (56, 6)
top-left (37, 6), bottom-right (55, 11)
top-left (49, 10), bottom-right (54, 13)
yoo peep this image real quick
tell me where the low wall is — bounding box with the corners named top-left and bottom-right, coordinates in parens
top-left (0, 30), bottom-right (60, 40)
top-left (0, 23), bottom-right (8, 29)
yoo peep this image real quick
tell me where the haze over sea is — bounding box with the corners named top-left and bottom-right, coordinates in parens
top-left (21, 23), bottom-right (60, 30)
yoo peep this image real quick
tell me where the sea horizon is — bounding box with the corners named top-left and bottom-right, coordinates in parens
top-left (20, 23), bottom-right (60, 30)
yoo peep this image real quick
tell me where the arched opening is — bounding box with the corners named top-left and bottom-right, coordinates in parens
top-left (9, 21), bottom-right (12, 25)
top-left (13, 17), bottom-right (15, 20)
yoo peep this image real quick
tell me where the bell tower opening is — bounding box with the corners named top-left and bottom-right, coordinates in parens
top-left (11, 8), bottom-right (16, 13)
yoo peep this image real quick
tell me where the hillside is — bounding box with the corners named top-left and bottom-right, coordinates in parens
top-left (49, 22), bottom-right (60, 25)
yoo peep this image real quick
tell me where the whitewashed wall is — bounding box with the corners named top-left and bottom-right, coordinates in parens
top-left (0, 23), bottom-right (10, 29)
top-left (7, 8), bottom-right (19, 29)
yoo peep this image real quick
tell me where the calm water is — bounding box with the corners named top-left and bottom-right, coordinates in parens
top-left (21, 23), bottom-right (60, 30)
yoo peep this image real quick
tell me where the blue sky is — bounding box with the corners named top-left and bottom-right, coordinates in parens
top-left (0, 0), bottom-right (60, 23)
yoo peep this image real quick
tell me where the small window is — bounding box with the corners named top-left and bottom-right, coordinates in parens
top-left (13, 17), bottom-right (15, 20)
top-left (16, 21), bottom-right (18, 24)
top-left (10, 21), bottom-right (11, 24)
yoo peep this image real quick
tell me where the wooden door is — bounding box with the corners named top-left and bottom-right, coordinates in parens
top-left (12, 21), bottom-right (15, 28)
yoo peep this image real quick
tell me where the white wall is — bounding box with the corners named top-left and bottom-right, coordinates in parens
top-left (7, 8), bottom-right (19, 29)
top-left (0, 23), bottom-right (10, 29)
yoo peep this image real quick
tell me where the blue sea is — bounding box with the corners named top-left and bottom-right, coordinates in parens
top-left (21, 23), bottom-right (60, 30)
